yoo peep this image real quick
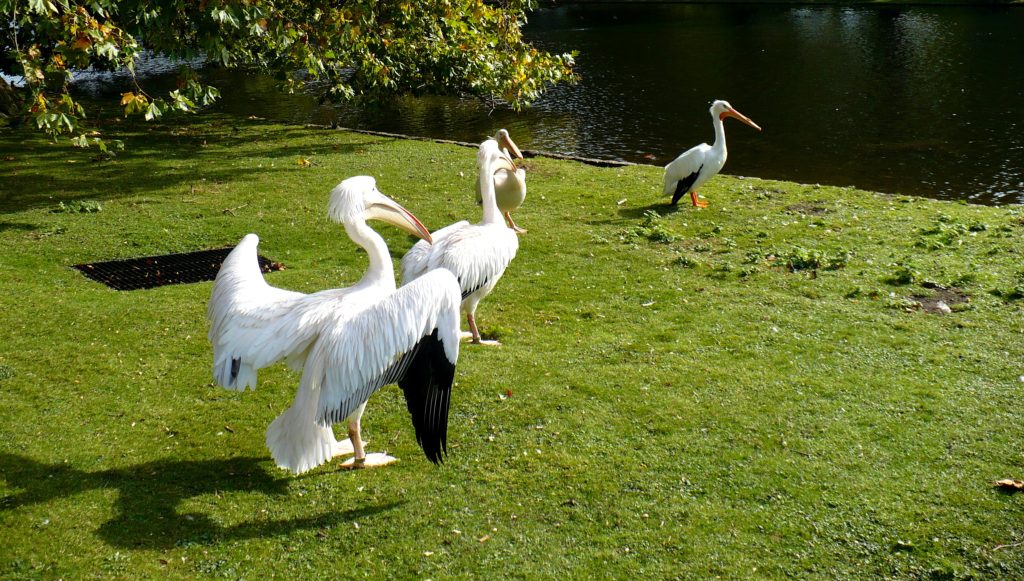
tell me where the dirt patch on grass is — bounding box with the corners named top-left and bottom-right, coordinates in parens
top-left (911, 284), bottom-right (970, 314)
top-left (784, 201), bottom-right (829, 215)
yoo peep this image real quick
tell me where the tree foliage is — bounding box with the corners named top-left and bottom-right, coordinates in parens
top-left (1, 0), bottom-right (575, 150)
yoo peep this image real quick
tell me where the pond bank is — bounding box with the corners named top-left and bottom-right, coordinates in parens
top-left (311, 124), bottom-right (637, 169)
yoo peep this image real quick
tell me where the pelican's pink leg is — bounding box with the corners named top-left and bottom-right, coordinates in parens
top-left (467, 313), bottom-right (482, 343)
top-left (340, 414), bottom-right (397, 469)
top-left (505, 212), bottom-right (527, 234)
top-left (467, 313), bottom-right (500, 346)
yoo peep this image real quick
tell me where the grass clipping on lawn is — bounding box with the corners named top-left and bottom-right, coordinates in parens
top-left (2, 118), bottom-right (1024, 578)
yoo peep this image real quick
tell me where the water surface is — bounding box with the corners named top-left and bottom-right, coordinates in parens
top-left (70, 4), bottom-right (1024, 204)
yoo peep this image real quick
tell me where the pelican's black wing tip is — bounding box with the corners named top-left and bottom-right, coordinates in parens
top-left (398, 329), bottom-right (456, 465)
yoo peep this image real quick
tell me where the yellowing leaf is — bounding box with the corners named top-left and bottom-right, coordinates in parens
top-left (72, 35), bottom-right (92, 51)
top-left (297, 158), bottom-right (312, 167)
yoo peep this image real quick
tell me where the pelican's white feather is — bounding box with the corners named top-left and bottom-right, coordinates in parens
top-left (207, 234), bottom-right (343, 391)
top-left (663, 143), bottom-right (714, 197)
top-left (312, 269), bottom-right (462, 424)
top-left (209, 175), bottom-right (462, 474)
top-left (401, 222), bottom-right (517, 303)
top-left (266, 270), bottom-right (461, 474)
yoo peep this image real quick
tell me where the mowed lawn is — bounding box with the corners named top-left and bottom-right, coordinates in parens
top-left (2, 117), bottom-right (1024, 578)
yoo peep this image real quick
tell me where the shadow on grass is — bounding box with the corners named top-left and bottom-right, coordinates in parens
top-left (0, 453), bottom-right (401, 549)
top-left (616, 201), bottom-right (683, 219)
top-left (0, 222), bottom-right (38, 233)
top-left (0, 115), bottom-right (392, 214)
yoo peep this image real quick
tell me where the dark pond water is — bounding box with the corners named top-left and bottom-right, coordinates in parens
top-left (72, 4), bottom-right (1024, 204)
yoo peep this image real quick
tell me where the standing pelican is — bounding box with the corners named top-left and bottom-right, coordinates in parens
top-left (663, 100), bottom-right (762, 208)
top-left (402, 146), bottom-right (520, 345)
top-left (208, 177), bottom-right (463, 473)
top-left (475, 129), bottom-right (527, 233)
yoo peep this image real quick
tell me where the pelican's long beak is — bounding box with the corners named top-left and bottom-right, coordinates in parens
top-left (492, 151), bottom-right (519, 175)
top-left (498, 131), bottom-right (524, 160)
top-left (721, 108), bottom-right (762, 131)
top-left (365, 194), bottom-right (433, 244)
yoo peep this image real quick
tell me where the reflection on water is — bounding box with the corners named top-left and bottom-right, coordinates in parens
top-left (68, 4), bottom-right (1024, 205)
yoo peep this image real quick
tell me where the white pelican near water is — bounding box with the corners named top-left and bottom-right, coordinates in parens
top-left (663, 100), bottom-right (761, 208)
top-left (402, 144), bottom-right (520, 345)
top-left (475, 129), bottom-right (527, 233)
top-left (208, 177), bottom-right (463, 472)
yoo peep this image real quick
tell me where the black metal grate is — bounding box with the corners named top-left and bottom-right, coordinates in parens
top-left (73, 247), bottom-right (284, 291)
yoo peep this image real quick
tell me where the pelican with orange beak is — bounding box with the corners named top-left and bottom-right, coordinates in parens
top-left (663, 100), bottom-right (762, 208)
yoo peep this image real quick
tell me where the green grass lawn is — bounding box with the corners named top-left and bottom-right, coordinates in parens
top-left (2, 116), bottom-right (1024, 578)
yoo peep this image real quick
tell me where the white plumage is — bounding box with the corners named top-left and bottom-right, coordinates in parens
top-left (663, 100), bottom-right (761, 208)
top-left (207, 233), bottom-right (311, 391)
top-left (402, 143), bottom-right (521, 345)
top-left (475, 129), bottom-right (527, 233)
top-left (208, 176), bottom-right (463, 473)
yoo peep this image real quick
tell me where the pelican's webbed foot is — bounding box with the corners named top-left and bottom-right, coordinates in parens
top-left (340, 453), bottom-right (398, 470)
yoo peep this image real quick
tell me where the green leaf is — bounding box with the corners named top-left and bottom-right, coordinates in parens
top-left (27, 0), bottom-right (51, 14)
top-left (144, 102), bottom-right (162, 121)
top-left (94, 42), bottom-right (120, 60)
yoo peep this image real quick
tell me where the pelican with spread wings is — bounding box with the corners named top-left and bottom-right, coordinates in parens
top-left (208, 177), bottom-right (462, 472)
